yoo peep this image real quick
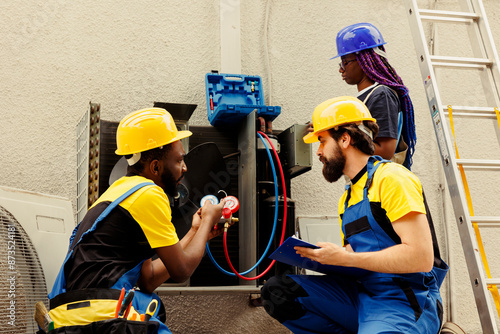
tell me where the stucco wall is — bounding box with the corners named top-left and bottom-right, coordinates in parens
top-left (2, 0), bottom-right (500, 333)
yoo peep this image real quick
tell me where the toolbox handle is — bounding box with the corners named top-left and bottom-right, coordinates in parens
top-left (223, 76), bottom-right (245, 82)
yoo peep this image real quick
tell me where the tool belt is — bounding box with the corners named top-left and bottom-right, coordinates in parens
top-left (48, 288), bottom-right (160, 334)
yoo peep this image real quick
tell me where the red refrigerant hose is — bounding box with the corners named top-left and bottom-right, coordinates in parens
top-left (222, 131), bottom-right (288, 280)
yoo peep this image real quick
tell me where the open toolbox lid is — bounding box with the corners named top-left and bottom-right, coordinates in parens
top-left (205, 72), bottom-right (281, 126)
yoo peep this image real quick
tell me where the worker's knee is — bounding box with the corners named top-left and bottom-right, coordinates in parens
top-left (261, 275), bottom-right (308, 323)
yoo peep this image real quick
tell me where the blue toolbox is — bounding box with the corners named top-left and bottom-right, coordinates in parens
top-left (205, 72), bottom-right (281, 126)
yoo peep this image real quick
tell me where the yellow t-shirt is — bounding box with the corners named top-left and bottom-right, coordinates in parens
top-left (66, 175), bottom-right (179, 290)
top-left (92, 175), bottom-right (179, 248)
top-left (338, 161), bottom-right (426, 244)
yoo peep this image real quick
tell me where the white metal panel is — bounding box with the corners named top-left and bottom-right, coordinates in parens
top-left (297, 216), bottom-right (342, 247)
top-left (0, 186), bottom-right (75, 292)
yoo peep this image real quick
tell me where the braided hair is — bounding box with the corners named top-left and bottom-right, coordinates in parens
top-left (356, 46), bottom-right (416, 169)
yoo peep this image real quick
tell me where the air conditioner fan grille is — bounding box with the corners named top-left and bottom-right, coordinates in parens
top-left (0, 205), bottom-right (48, 334)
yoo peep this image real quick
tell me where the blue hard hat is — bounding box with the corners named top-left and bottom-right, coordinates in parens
top-left (331, 23), bottom-right (386, 59)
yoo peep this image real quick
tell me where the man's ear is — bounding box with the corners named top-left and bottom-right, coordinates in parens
top-left (339, 132), bottom-right (351, 148)
top-left (149, 159), bottom-right (161, 176)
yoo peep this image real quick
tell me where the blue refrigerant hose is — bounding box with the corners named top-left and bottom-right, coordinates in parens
top-left (205, 132), bottom-right (279, 276)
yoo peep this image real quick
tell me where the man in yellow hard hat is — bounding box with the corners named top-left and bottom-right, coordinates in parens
top-left (261, 97), bottom-right (448, 334)
top-left (48, 108), bottom-right (225, 333)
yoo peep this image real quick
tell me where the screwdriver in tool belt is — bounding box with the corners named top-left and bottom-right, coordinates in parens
top-left (144, 299), bottom-right (158, 322)
top-left (118, 289), bottom-right (135, 318)
top-left (114, 287), bottom-right (126, 318)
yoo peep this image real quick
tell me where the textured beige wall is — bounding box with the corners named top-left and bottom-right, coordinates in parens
top-left (2, 0), bottom-right (500, 333)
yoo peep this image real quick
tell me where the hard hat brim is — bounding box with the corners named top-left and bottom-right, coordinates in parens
top-left (173, 130), bottom-right (193, 143)
top-left (303, 118), bottom-right (376, 144)
top-left (303, 132), bottom-right (318, 144)
top-left (329, 42), bottom-right (386, 59)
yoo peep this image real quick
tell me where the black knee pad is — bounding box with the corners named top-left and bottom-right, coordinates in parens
top-left (261, 275), bottom-right (309, 323)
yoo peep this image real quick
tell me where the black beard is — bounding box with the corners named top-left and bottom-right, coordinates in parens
top-left (322, 149), bottom-right (346, 183)
top-left (161, 170), bottom-right (180, 197)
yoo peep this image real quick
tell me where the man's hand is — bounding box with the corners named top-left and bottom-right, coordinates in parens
top-left (199, 199), bottom-right (225, 228)
top-left (295, 242), bottom-right (350, 266)
top-left (306, 121), bottom-right (314, 133)
top-left (191, 207), bottom-right (203, 231)
top-left (295, 212), bottom-right (434, 274)
top-left (189, 199), bottom-right (226, 238)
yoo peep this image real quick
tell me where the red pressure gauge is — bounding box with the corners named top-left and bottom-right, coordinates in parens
top-left (223, 196), bottom-right (239, 214)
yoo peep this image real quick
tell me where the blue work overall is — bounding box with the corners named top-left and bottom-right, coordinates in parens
top-left (48, 182), bottom-right (172, 334)
top-left (284, 156), bottom-right (448, 334)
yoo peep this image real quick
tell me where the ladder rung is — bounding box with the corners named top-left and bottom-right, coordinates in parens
top-left (443, 106), bottom-right (498, 112)
top-left (471, 216), bottom-right (500, 227)
top-left (442, 106), bottom-right (499, 119)
top-left (430, 55), bottom-right (492, 69)
top-left (455, 159), bottom-right (500, 168)
top-left (419, 9), bottom-right (479, 24)
top-left (485, 278), bottom-right (500, 286)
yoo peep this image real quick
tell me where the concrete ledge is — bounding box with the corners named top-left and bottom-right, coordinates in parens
top-left (155, 285), bottom-right (262, 295)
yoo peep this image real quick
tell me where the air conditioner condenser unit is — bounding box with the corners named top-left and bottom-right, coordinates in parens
top-left (0, 186), bottom-right (75, 333)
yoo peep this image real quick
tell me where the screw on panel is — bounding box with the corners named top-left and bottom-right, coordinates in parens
top-left (459, 216), bottom-right (464, 224)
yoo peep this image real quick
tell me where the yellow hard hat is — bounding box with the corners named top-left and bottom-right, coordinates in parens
top-left (115, 107), bottom-right (192, 155)
top-left (303, 96), bottom-right (376, 144)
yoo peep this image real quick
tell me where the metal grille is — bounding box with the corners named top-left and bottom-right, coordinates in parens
top-left (0, 205), bottom-right (47, 334)
top-left (76, 102), bottom-right (101, 223)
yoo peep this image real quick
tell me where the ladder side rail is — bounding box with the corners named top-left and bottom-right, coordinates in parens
top-left (405, 1), bottom-right (499, 332)
top-left (458, 0), bottom-right (500, 107)
top-left (466, 0), bottom-right (500, 147)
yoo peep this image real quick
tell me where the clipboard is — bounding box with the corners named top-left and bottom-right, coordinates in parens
top-left (269, 236), bottom-right (369, 277)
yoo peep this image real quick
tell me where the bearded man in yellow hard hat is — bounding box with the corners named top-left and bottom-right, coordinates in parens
top-left (48, 108), bottom-right (225, 334)
top-left (261, 96), bottom-right (448, 334)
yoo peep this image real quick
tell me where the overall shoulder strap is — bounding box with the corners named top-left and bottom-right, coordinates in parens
top-left (343, 156), bottom-right (392, 208)
top-left (343, 183), bottom-right (352, 212)
top-left (363, 156), bottom-right (390, 198)
top-left (49, 181), bottom-right (155, 299)
top-left (70, 182), bottom-right (155, 252)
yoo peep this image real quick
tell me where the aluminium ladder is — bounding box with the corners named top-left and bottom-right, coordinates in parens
top-left (405, 0), bottom-right (500, 332)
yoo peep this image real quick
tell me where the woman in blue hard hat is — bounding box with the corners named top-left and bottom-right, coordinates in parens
top-left (334, 22), bottom-right (416, 169)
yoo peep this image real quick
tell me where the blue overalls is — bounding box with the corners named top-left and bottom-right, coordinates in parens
top-left (284, 156), bottom-right (448, 334)
top-left (48, 182), bottom-right (172, 334)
